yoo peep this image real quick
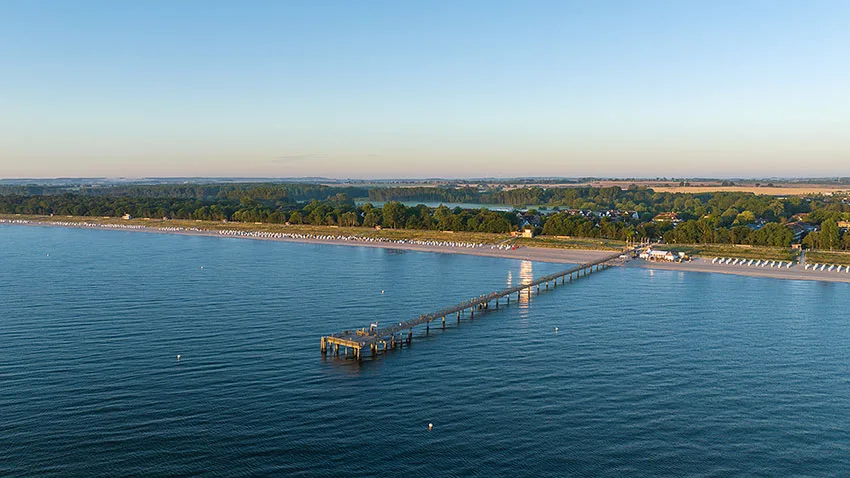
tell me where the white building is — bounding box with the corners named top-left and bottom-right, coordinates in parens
top-left (639, 248), bottom-right (677, 262)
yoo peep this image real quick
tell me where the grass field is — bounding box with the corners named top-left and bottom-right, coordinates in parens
top-left (512, 236), bottom-right (625, 251)
top-left (651, 186), bottom-right (850, 196)
top-left (481, 180), bottom-right (850, 197)
top-left (661, 244), bottom-right (798, 261)
top-left (1, 213), bottom-right (637, 251)
top-left (9, 214), bottom-right (826, 258)
top-left (0, 214), bottom-right (515, 244)
top-left (381, 180), bottom-right (850, 197)
top-left (563, 180), bottom-right (848, 196)
top-left (3, 213), bottom-right (633, 251)
top-left (805, 250), bottom-right (850, 266)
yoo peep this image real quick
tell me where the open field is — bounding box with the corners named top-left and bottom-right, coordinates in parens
top-left (650, 186), bottom-right (850, 195)
top-left (580, 180), bottom-right (850, 196)
top-left (806, 250), bottom-right (850, 266)
top-left (513, 236), bottom-right (625, 251)
top-left (459, 180), bottom-right (850, 196)
top-left (661, 244), bottom-right (798, 262)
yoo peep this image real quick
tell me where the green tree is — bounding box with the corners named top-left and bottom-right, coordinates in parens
top-left (822, 220), bottom-right (840, 250)
top-left (363, 210), bottom-right (381, 228)
top-left (382, 201), bottom-right (407, 228)
top-left (339, 211), bottom-right (360, 227)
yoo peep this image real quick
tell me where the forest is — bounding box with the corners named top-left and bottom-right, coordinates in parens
top-left (2, 183), bottom-right (850, 248)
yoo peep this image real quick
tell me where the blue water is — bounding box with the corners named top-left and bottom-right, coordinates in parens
top-left (3, 225), bottom-right (850, 476)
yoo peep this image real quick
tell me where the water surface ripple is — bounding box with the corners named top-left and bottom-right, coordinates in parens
top-left (2, 225), bottom-right (850, 476)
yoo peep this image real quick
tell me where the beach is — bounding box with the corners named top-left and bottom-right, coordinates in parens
top-left (630, 257), bottom-right (850, 284)
top-left (0, 218), bottom-right (613, 265)
top-left (5, 218), bottom-right (850, 284)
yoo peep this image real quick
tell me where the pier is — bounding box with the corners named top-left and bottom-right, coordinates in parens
top-left (321, 251), bottom-right (627, 360)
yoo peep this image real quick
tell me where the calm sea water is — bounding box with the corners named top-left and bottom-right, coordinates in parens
top-left (3, 225), bottom-right (850, 476)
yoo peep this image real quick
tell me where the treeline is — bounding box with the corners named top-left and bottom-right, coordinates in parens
top-left (541, 213), bottom-right (667, 241)
top-left (208, 200), bottom-right (516, 233)
top-left (6, 183), bottom-right (848, 226)
top-left (368, 186), bottom-right (829, 222)
top-left (803, 220), bottom-right (850, 250)
top-left (0, 183), bottom-right (368, 202)
top-left (367, 187), bottom-right (481, 204)
top-left (662, 219), bottom-right (795, 247)
top-left (0, 194), bottom-right (517, 233)
top-left (4, 184), bottom-right (850, 247)
top-left (0, 194), bottom-right (240, 221)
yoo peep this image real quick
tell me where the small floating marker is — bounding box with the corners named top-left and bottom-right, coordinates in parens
top-left (554, 327), bottom-right (559, 333)
top-left (200, 265), bottom-right (204, 269)
top-left (428, 423), bottom-right (433, 431)
top-left (176, 355), bottom-right (181, 361)
top-left (381, 290), bottom-right (385, 294)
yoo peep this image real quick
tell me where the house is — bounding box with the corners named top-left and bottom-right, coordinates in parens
top-left (638, 248), bottom-right (677, 262)
top-left (121, 213), bottom-right (132, 220)
top-left (747, 220), bottom-right (766, 231)
top-left (518, 213), bottom-right (541, 228)
top-left (838, 220), bottom-right (850, 230)
top-left (521, 227), bottom-right (534, 238)
top-left (652, 212), bottom-right (680, 224)
top-left (786, 221), bottom-right (816, 242)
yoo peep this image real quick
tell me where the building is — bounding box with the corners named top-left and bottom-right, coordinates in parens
top-left (121, 213), bottom-right (132, 220)
top-left (517, 213), bottom-right (541, 228)
top-left (638, 248), bottom-right (678, 262)
top-left (652, 212), bottom-right (681, 224)
top-left (786, 221), bottom-right (816, 242)
top-left (747, 220), bottom-right (766, 231)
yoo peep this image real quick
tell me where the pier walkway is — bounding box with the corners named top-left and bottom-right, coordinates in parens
top-left (321, 250), bottom-right (627, 360)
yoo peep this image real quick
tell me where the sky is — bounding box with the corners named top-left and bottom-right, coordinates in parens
top-left (1, 0), bottom-right (849, 179)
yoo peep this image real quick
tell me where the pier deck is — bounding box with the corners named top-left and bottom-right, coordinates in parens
top-left (321, 250), bottom-right (628, 360)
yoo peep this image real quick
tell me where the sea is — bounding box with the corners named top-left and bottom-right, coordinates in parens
top-left (3, 224), bottom-right (850, 476)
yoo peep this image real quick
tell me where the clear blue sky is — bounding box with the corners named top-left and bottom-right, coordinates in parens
top-left (1, 0), bottom-right (848, 178)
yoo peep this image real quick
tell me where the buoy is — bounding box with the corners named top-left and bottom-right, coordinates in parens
top-left (428, 423), bottom-right (433, 431)
top-left (177, 355), bottom-right (181, 361)
top-left (554, 327), bottom-right (558, 332)
top-left (381, 290), bottom-right (385, 294)
top-left (200, 266), bottom-right (204, 269)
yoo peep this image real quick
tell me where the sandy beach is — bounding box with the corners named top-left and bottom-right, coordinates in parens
top-left (629, 257), bottom-right (850, 284)
top-left (201, 229), bottom-right (614, 264)
top-left (6, 219), bottom-right (850, 284)
top-left (1, 219), bottom-right (613, 265)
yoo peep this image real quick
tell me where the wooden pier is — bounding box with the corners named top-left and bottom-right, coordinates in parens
top-left (321, 251), bottom-right (627, 360)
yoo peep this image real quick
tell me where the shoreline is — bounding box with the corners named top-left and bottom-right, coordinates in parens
top-left (0, 219), bottom-right (612, 265)
top-left (629, 257), bottom-right (850, 284)
top-left (5, 219), bottom-right (850, 284)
